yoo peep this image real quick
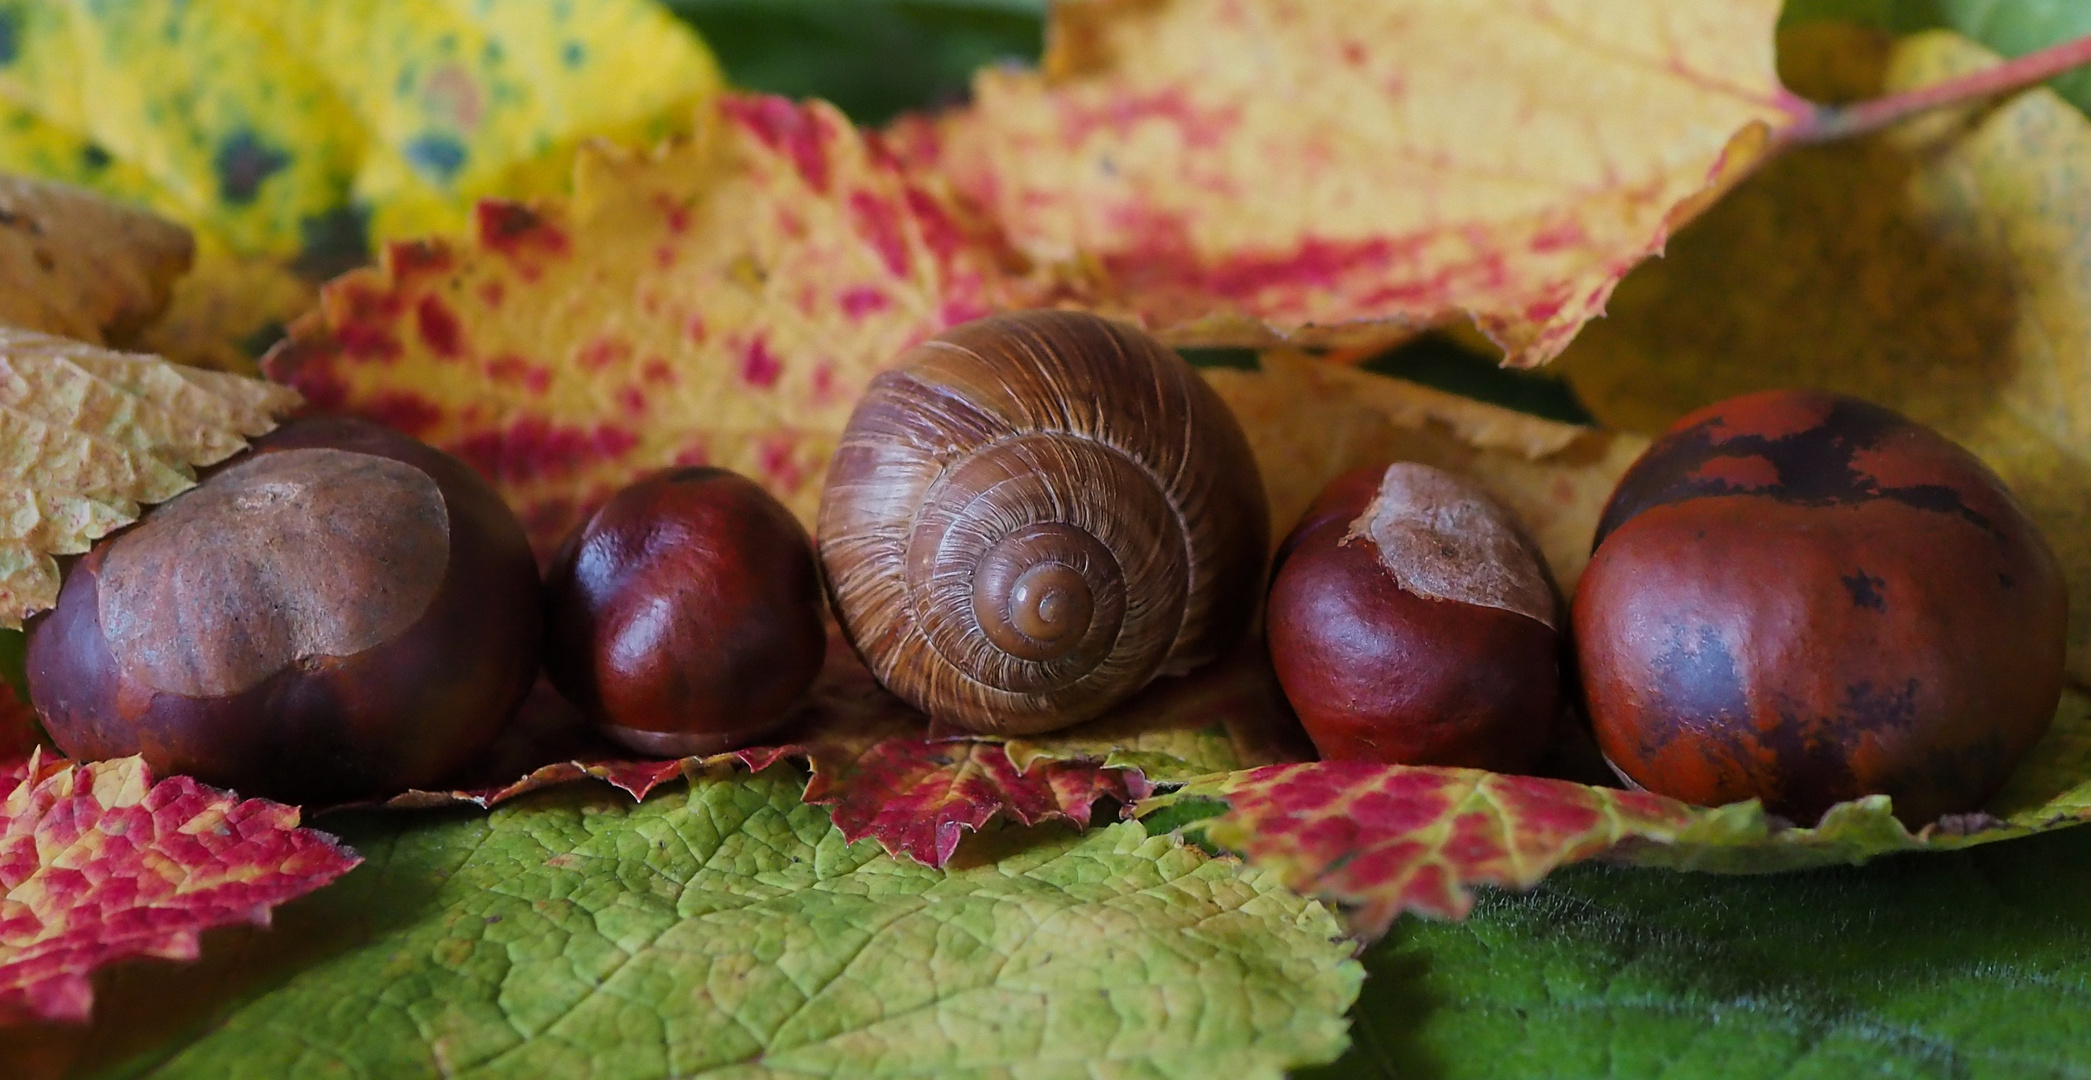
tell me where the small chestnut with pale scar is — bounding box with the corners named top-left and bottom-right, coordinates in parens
top-left (1575, 389), bottom-right (2066, 827)
top-left (27, 416), bottom-right (544, 804)
top-left (1267, 462), bottom-right (1562, 771)
top-left (545, 467), bottom-right (826, 756)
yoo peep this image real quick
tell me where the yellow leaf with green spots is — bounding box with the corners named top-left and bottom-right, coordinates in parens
top-left (0, 0), bottom-right (724, 370)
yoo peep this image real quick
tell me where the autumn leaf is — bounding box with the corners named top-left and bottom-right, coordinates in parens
top-left (0, 175), bottom-right (192, 348)
top-left (1557, 25), bottom-right (2091, 687)
top-left (0, 328), bottom-right (302, 627)
top-left (1005, 640), bottom-right (1318, 783)
top-left (0, 0), bottom-right (725, 370)
top-left (46, 770), bottom-right (1360, 1077)
top-left (1149, 762), bottom-right (1698, 933)
top-left (892, 0), bottom-right (1800, 364)
top-left (366, 638), bottom-right (1144, 869)
top-left (267, 94), bottom-right (1040, 550)
top-left (1144, 688), bottom-right (2091, 935)
top-left (0, 753), bottom-right (359, 1025)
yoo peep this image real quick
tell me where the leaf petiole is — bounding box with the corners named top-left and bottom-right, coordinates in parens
top-left (1783, 29), bottom-right (2091, 144)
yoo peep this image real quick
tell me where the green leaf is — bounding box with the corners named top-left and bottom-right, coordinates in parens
top-left (666, 0), bottom-right (1044, 124)
top-left (1303, 818), bottom-right (2091, 1079)
top-left (1926, 1), bottom-right (2091, 117)
top-left (48, 769), bottom-right (1360, 1078)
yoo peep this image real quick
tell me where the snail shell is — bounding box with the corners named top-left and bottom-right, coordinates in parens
top-left (817, 310), bottom-right (1270, 735)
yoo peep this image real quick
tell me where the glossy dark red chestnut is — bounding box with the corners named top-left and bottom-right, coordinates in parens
top-left (1267, 462), bottom-right (1562, 771)
top-left (545, 467), bottom-right (826, 756)
top-left (1575, 389), bottom-right (2067, 827)
top-left (27, 415), bottom-right (544, 804)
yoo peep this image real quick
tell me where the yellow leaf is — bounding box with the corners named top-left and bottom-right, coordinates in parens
top-left (0, 0), bottom-right (724, 371)
top-left (0, 327), bottom-right (302, 626)
top-left (266, 95), bottom-right (1040, 554)
top-left (1203, 351), bottom-right (1647, 593)
top-left (0, 175), bottom-right (191, 346)
top-left (898, 0), bottom-right (1800, 364)
top-left (246, 0), bottom-right (726, 241)
top-left (1556, 25), bottom-right (2091, 684)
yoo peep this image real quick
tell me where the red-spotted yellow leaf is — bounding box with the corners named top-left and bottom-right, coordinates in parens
top-left (1157, 762), bottom-right (1697, 932)
top-left (0, 753), bottom-right (359, 1025)
top-left (892, 0), bottom-right (1801, 364)
top-left (1146, 688), bottom-right (2091, 934)
top-left (267, 94), bottom-right (1041, 551)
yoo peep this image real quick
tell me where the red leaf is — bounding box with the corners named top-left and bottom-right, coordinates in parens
top-left (0, 753), bottom-right (359, 1025)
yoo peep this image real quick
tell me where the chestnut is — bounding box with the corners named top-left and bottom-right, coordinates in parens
top-left (545, 467), bottom-right (825, 756)
top-left (27, 415), bottom-right (544, 804)
top-left (1267, 462), bottom-right (1562, 771)
top-left (1575, 389), bottom-right (2067, 827)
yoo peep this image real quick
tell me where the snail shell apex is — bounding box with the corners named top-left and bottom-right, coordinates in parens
top-left (817, 311), bottom-right (1269, 735)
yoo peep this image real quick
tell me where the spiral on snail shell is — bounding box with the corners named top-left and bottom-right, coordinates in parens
top-left (817, 310), bottom-right (1270, 735)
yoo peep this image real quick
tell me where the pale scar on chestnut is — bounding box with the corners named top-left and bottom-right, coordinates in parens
top-left (1343, 461), bottom-right (1557, 630)
top-left (97, 447), bottom-right (451, 698)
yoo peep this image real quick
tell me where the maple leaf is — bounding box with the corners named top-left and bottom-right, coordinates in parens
top-left (1558, 25), bottom-right (2091, 686)
top-left (891, 0), bottom-right (1801, 364)
top-left (32, 771), bottom-right (1360, 1076)
top-left (0, 328), bottom-right (302, 627)
top-left (0, 175), bottom-right (192, 349)
top-left (364, 637), bottom-right (1144, 869)
top-left (0, 753), bottom-right (359, 1025)
top-left (0, 0), bottom-right (724, 371)
top-left (267, 94), bottom-right (1040, 551)
top-left (1147, 688), bottom-right (2091, 935)
top-left (1158, 762), bottom-right (1699, 933)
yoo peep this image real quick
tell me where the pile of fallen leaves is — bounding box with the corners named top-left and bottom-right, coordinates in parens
top-left (3, 1), bottom-right (2091, 1075)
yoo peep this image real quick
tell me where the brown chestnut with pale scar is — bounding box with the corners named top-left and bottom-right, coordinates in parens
top-left (26, 416), bottom-right (543, 804)
top-left (545, 467), bottom-right (825, 756)
top-left (1267, 462), bottom-right (1561, 771)
top-left (1575, 389), bottom-right (2066, 827)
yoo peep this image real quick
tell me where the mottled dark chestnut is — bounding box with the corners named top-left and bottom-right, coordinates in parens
top-left (1575, 389), bottom-right (2067, 827)
top-left (27, 415), bottom-right (544, 804)
top-left (1267, 462), bottom-right (1562, 771)
top-left (545, 467), bottom-right (826, 756)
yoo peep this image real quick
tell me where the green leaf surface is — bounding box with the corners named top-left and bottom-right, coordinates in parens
top-left (33, 768), bottom-right (1359, 1079)
top-left (1303, 821), bottom-right (2091, 1079)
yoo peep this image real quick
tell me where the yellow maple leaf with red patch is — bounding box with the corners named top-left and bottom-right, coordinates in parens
top-left (267, 95), bottom-right (1042, 551)
top-left (895, 0), bottom-right (1800, 363)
